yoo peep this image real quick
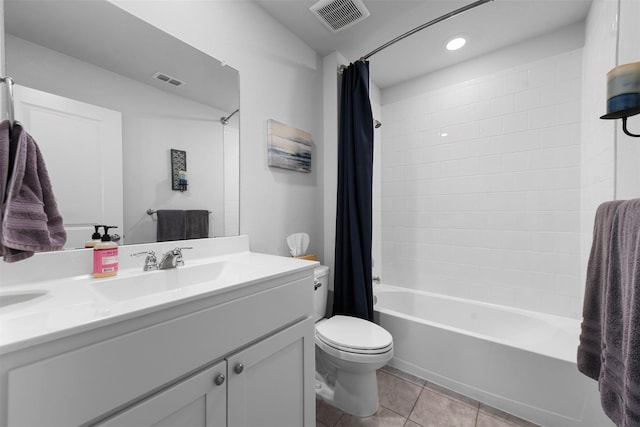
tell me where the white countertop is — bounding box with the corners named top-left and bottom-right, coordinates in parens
top-left (0, 237), bottom-right (317, 355)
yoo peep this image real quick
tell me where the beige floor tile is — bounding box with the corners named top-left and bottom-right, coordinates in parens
top-left (318, 422), bottom-right (330, 427)
top-left (403, 420), bottom-right (424, 427)
top-left (317, 398), bottom-right (344, 427)
top-left (477, 404), bottom-right (540, 427)
top-left (381, 365), bottom-right (427, 387)
top-left (377, 370), bottom-right (423, 417)
top-left (335, 406), bottom-right (407, 427)
top-left (409, 388), bottom-right (478, 427)
top-left (423, 382), bottom-right (479, 409)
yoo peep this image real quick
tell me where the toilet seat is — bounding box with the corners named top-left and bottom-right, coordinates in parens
top-left (316, 315), bottom-right (393, 355)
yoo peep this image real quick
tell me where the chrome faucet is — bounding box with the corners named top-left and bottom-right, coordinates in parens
top-left (131, 250), bottom-right (159, 271)
top-left (158, 247), bottom-right (193, 270)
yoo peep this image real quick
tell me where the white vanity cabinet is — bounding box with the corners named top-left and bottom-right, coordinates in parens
top-left (0, 267), bottom-right (315, 427)
top-left (96, 319), bottom-right (312, 427)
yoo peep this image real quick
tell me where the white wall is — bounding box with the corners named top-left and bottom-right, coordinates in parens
top-left (109, 1), bottom-right (324, 258)
top-left (615, 0), bottom-right (640, 199)
top-left (379, 28), bottom-right (584, 317)
top-left (579, 0), bottom-right (618, 291)
top-left (5, 35), bottom-right (230, 244)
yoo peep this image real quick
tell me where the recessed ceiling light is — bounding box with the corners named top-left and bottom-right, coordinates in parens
top-left (446, 37), bottom-right (467, 51)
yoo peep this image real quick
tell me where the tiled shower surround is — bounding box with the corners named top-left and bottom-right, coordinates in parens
top-left (381, 49), bottom-right (583, 317)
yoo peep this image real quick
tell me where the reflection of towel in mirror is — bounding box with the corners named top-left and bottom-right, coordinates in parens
top-left (1, 122), bottom-right (67, 262)
top-left (156, 210), bottom-right (186, 242)
top-left (600, 199), bottom-right (640, 426)
top-left (578, 200), bottom-right (624, 380)
top-left (186, 210), bottom-right (209, 239)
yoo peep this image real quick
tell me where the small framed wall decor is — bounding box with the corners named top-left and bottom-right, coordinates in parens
top-left (267, 119), bottom-right (312, 173)
top-left (170, 149), bottom-right (188, 191)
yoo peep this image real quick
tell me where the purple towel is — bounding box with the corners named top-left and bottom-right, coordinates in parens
top-left (578, 200), bottom-right (625, 380)
top-left (1, 123), bottom-right (66, 262)
top-left (600, 199), bottom-right (640, 426)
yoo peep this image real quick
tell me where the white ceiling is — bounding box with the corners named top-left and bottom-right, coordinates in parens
top-left (3, 0), bottom-right (592, 104)
top-left (255, 0), bottom-right (593, 88)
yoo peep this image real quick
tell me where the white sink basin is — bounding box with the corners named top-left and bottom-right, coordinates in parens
top-left (0, 290), bottom-right (48, 308)
top-left (90, 261), bottom-right (239, 301)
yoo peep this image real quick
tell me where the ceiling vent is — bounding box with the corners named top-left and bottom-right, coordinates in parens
top-left (310, 0), bottom-right (371, 33)
top-left (152, 72), bottom-right (186, 88)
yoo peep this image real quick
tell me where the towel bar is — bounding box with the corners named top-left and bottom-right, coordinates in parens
top-left (147, 209), bottom-right (212, 216)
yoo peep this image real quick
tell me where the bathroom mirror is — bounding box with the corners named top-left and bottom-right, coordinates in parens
top-left (2, 0), bottom-right (240, 247)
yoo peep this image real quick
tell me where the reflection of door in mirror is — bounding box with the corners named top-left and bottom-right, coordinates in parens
top-left (13, 85), bottom-right (123, 249)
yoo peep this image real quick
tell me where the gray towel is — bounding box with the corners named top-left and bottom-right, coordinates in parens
top-left (600, 199), bottom-right (640, 426)
top-left (1, 123), bottom-right (66, 262)
top-left (156, 210), bottom-right (186, 242)
top-left (578, 200), bottom-right (625, 380)
top-left (185, 210), bottom-right (209, 239)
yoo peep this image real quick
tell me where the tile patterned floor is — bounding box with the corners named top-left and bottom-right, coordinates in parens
top-left (316, 366), bottom-right (540, 427)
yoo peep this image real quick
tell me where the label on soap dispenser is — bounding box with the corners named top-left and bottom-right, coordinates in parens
top-left (93, 247), bottom-right (118, 276)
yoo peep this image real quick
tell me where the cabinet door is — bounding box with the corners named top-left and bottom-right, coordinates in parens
top-left (227, 317), bottom-right (315, 427)
top-left (96, 361), bottom-right (227, 427)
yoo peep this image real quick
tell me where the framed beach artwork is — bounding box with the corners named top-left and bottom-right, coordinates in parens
top-left (267, 119), bottom-right (312, 173)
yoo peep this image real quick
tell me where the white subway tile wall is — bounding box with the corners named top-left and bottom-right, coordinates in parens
top-left (381, 49), bottom-right (583, 317)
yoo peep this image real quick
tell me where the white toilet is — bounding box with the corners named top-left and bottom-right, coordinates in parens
top-left (313, 265), bottom-right (394, 417)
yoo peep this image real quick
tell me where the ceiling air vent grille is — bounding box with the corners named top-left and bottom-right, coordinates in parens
top-left (310, 0), bottom-right (371, 33)
top-left (152, 72), bottom-right (186, 88)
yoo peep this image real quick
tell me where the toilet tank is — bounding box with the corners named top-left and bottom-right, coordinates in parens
top-left (313, 265), bottom-right (330, 321)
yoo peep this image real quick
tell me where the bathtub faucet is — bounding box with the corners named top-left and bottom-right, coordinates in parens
top-left (373, 276), bottom-right (381, 284)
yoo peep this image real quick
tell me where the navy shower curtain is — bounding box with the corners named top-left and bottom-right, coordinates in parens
top-left (333, 61), bottom-right (375, 321)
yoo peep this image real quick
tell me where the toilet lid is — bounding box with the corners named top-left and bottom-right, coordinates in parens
top-left (316, 315), bottom-right (393, 352)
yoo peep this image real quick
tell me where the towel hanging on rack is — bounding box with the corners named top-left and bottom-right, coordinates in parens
top-left (156, 210), bottom-right (186, 242)
top-left (185, 210), bottom-right (209, 239)
top-left (0, 122), bottom-right (67, 262)
top-left (578, 200), bottom-right (624, 380)
top-left (153, 209), bottom-right (211, 241)
top-left (599, 199), bottom-right (640, 426)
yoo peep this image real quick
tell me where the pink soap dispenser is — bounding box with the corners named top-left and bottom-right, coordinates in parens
top-left (93, 226), bottom-right (118, 278)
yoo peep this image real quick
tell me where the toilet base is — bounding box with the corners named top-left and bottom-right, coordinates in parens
top-left (315, 369), bottom-right (379, 417)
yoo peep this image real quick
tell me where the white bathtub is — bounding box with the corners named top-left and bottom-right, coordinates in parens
top-left (373, 284), bottom-right (614, 427)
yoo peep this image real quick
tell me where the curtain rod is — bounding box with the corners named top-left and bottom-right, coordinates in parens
top-left (360, 0), bottom-right (494, 61)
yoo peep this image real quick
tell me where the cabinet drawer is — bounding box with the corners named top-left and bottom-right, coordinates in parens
top-left (8, 275), bottom-right (312, 426)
